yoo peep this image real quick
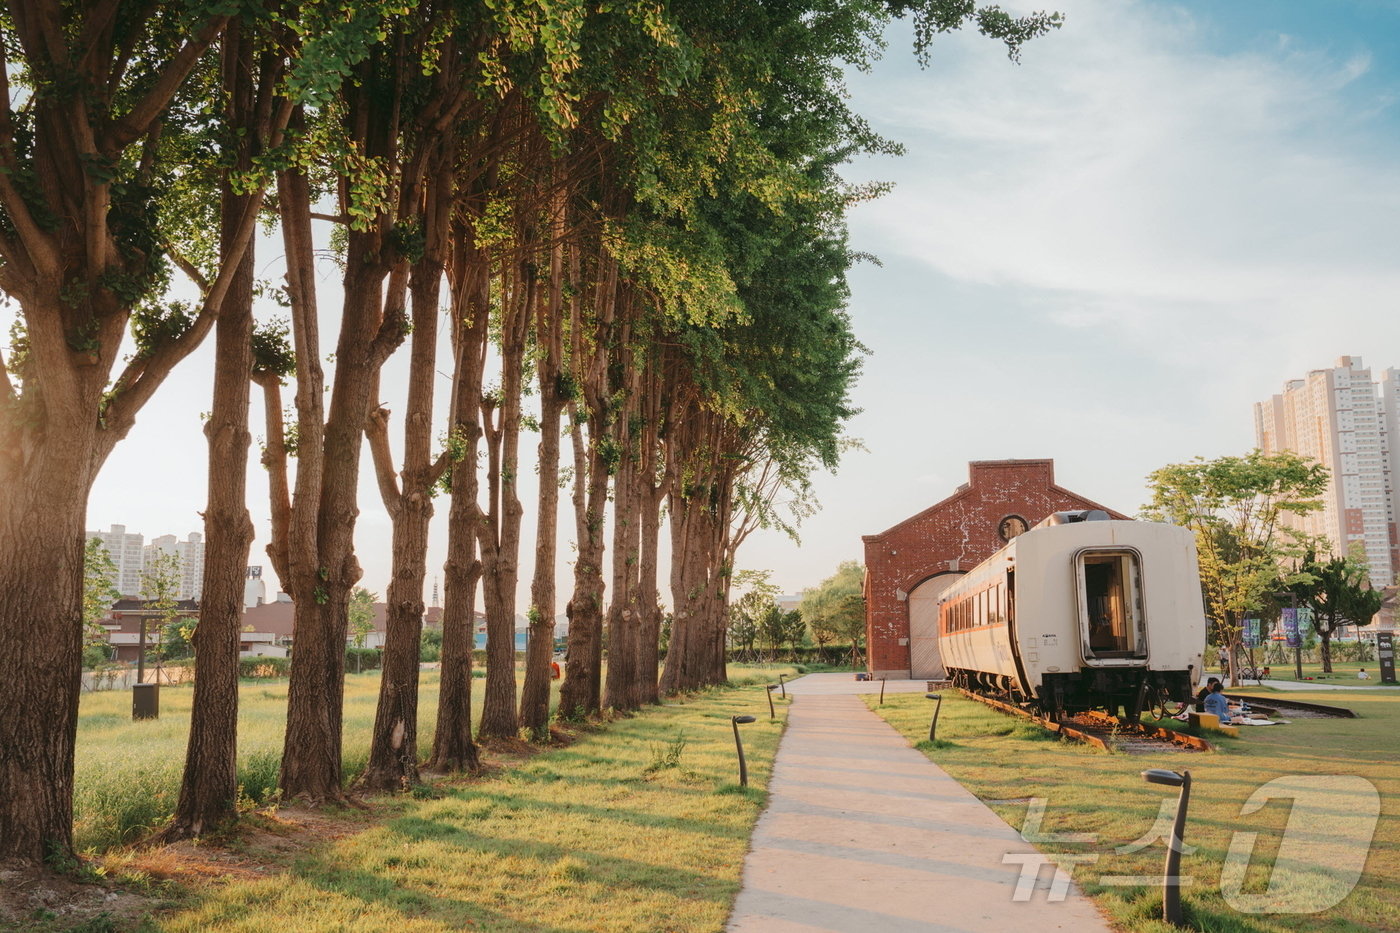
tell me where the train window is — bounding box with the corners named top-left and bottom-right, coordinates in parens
top-left (1078, 551), bottom-right (1146, 659)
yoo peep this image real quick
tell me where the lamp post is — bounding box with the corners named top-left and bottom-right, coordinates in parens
top-left (765, 684), bottom-right (778, 720)
top-left (879, 676), bottom-right (887, 705)
top-left (1141, 768), bottom-right (1192, 927)
top-left (731, 715), bottom-right (757, 787)
top-left (925, 693), bottom-right (943, 742)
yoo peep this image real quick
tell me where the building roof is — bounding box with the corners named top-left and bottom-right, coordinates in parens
top-left (863, 459), bottom-right (1127, 542)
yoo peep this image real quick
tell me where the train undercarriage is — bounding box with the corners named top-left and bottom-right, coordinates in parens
top-left (948, 667), bottom-right (1195, 723)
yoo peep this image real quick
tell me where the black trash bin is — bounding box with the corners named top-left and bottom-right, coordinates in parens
top-left (133, 682), bottom-right (160, 720)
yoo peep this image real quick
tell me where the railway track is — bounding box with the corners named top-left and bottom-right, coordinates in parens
top-left (1225, 694), bottom-right (1356, 719)
top-left (960, 688), bottom-right (1213, 754)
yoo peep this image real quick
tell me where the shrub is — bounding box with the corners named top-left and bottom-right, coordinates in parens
top-left (239, 656), bottom-right (291, 679)
top-left (346, 647), bottom-right (382, 673)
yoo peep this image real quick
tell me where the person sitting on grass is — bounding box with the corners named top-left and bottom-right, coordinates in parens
top-left (1203, 681), bottom-right (1231, 720)
top-left (1358, 668), bottom-right (1371, 680)
top-left (1194, 676), bottom-right (1221, 712)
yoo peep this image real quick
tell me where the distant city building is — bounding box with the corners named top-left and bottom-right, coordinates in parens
top-left (86, 523), bottom-right (208, 599)
top-left (144, 532), bottom-right (206, 600)
top-left (87, 524), bottom-right (145, 596)
top-left (1254, 356), bottom-right (1399, 586)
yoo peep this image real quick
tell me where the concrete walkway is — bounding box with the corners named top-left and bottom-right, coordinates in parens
top-left (728, 674), bottom-right (1112, 932)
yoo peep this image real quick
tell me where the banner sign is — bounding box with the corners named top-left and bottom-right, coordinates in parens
top-left (1243, 618), bottom-right (1262, 647)
top-left (1378, 632), bottom-right (1396, 684)
top-left (1282, 608), bottom-right (1300, 648)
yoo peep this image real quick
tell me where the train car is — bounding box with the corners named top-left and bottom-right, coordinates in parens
top-left (938, 510), bottom-right (1205, 719)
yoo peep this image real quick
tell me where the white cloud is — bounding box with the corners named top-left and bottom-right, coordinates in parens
top-left (847, 0), bottom-right (1400, 373)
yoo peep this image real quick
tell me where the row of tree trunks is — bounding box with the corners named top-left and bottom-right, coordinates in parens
top-left (520, 191), bottom-right (570, 737)
top-left (357, 142), bottom-right (456, 791)
top-left (557, 244), bottom-right (619, 719)
top-left (476, 252), bottom-right (533, 740)
top-left (426, 223), bottom-right (492, 772)
top-left (604, 304), bottom-right (641, 712)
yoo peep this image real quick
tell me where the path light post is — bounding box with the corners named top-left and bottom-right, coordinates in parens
top-left (879, 677), bottom-right (886, 705)
top-left (777, 674), bottom-right (786, 698)
top-left (1142, 768), bottom-right (1192, 927)
top-left (925, 693), bottom-right (943, 742)
top-left (766, 684), bottom-right (778, 720)
top-left (731, 715), bottom-right (756, 787)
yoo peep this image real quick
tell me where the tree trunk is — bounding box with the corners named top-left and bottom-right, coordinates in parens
top-left (279, 227), bottom-right (392, 801)
top-left (558, 249), bottom-right (617, 719)
top-left (559, 404), bottom-right (610, 718)
top-left (164, 135), bottom-right (258, 839)
top-left (1320, 630), bottom-right (1334, 673)
top-left (426, 459), bottom-right (481, 772)
top-left (0, 464), bottom-right (89, 862)
top-left (426, 239), bottom-right (490, 772)
top-left (477, 260), bottom-right (532, 741)
top-left (635, 483), bottom-right (663, 705)
top-left (357, 146), bottom-right (454, 791)
top-left (521, 217), bottom-right (567, 737)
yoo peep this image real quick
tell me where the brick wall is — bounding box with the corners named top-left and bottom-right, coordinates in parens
top-left (861, 459), bottom-right (1126, 677)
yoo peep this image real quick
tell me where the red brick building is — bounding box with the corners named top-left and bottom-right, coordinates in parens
top-left (862, 459), bottom-right (1126, 679)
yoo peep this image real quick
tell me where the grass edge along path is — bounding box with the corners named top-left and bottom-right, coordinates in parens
top-left (862, 690), bottom-right (1399, 933)
top-left (124, 676), bottom-right (792, 933)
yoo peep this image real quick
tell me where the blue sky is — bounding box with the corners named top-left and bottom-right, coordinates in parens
top-left (739, 0), bottom-right (1400, 596)
top-left (73, 0), bottom-right (1400, 606)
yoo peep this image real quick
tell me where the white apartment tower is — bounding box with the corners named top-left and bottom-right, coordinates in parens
top-left (144, 532), bottom-right (206, 601)
top-left (87, 524), bottom-right (146, 596)
top-left (1254, 356), bottom-right (1399, 587)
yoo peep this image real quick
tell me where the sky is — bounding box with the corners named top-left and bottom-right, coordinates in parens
top-left (70, 0), bottom-right (1400, 608)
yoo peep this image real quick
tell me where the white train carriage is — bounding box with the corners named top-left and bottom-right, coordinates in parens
top-left (939, 510), bottom-right (1205, 719)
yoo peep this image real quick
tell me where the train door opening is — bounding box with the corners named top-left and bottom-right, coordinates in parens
top-left (1077, 550), bottom-right (1147, 660)
top-left (909, 573), bottom-right (960, 678)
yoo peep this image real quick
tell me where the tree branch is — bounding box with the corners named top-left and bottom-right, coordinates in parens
top-left (169, 248), bottom-right (211, 293)
top-left (109, 17), bottom-right (229, 151)
top-left (365, 401), bottom-right (402, 513)
top-left (253, 372), bottom-right (293, 590)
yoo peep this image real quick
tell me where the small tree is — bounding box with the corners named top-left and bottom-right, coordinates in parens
top-left (1288, 549), bottom-right (1385, 673)
top-left (82, 539), bottom-right (121, 658)
top-left (726, 607), bottom-right (759, 662)
top-left (781, 609), bottom-right (806, 657)
top-left (140, 552), bottom-right (185, 681)
top-left (349, 587), bottom-right (378, 650)
top-left (800, 561), bottom-right (866, 666)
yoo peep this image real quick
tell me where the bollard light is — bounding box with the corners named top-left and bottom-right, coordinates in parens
top-left (1141, 768), bottom-right (1192, 927)
top-left (777, 674), bottom-right (786, 699)
top-left (880, 677), bottom-right (887, 705)
top-left (925, 693), bottom-right (943, 742)
top-left (765, 684), bottom-right (778, 720)
top-left (732, 715), bottom-right (757, 787)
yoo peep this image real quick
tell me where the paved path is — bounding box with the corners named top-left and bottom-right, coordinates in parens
top-left (728, 675), bottom-right (1112, 932)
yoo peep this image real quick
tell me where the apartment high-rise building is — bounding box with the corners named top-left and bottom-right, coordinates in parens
top-left (87, 523), bottom-right (146, 596)
top-left (144, 532), bottom-right (206, 601)
top-left (1254, 356), bottom-right (1399, 586)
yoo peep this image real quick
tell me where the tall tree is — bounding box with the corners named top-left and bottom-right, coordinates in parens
top-left (1143, 451), bottom-right (1329, 686)
top-left (163, 11), bottom-right (295, 841)
top-left (0, 0), bottom-right (247, 864)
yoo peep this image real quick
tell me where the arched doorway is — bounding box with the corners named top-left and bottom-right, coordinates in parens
top-left (909, 573), bottom-right (962, 679)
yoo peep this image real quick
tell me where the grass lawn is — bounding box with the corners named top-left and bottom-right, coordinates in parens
top-left (74, 663), bottom-right (795, 854)
top-left (50, 664), bottom-right (796, 932)
top-left (865, 689), bottom-right (1399, 933)
top-left (144, 676), bottom-right (789, 932)
top-left (1236, 661), bottom-right (1399, 688)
